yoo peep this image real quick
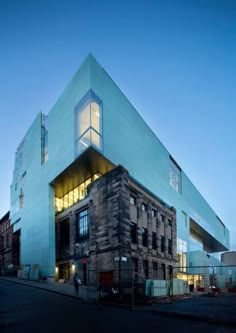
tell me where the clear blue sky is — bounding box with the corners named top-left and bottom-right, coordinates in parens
top-left (0, 0), bottom-right (235, 249)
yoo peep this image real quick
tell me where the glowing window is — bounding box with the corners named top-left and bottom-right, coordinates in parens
top-left (75, 90), bottom-right (102, 156)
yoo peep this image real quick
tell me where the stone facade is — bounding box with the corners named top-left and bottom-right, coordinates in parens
top-left (55, 165), bottom-right (176, 288)
top-left (0, 211), bottom-right (20, 275)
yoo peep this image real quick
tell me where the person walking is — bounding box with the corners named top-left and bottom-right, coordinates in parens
top-left (73, 272), bottom-right (81, 296)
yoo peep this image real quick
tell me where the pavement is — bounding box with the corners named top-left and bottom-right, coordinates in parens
top-left (1, 276), bottom-right (236, 327)
top-left (0, 276), bottom-right (98, 301)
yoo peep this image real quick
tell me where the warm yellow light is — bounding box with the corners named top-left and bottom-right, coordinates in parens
top-left (55, 267), bottom-right (58, 273)
top-left (71, 264), bottom-right (75, 271)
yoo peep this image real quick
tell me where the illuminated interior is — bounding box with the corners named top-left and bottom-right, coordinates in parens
top-left (51, 147), bottom-right (115, 214)
top-left (55, 172), bottom-right (101, 212)
top-left (177, 273), bottom-right (205, 288)
top-left (76, 91), bottom-right (102, 155)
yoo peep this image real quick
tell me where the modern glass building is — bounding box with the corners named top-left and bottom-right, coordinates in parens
top-left (10, 54), bottom-right (229, 282)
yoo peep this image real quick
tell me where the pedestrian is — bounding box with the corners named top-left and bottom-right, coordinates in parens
top-left (73, 272), bottom-right (81, 296)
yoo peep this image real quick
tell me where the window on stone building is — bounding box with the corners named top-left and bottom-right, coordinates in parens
top-left (142, 227), bottom-right (147, 247)
top-left (153, 261), bottom-right (158, 278)
top-left (75, 90), bottom-right (103, 156)
top-left (6, 234), bottom-right (9, 248)
top-left (161, 214), bottom-right (165, 223)
top-left (142, 203), bottom-right (147, 212)
top-left (161, 263), bottom-right (166, 280)
top-left (168, 218), bottom-right (172, 226)
top-left (132, 257), bottom-right (138, 272)
top-left (130, 195), bottom-right (136, 205)
top-left (169, 265), bottom-right (173, 278)
top-left (130, 222), bottom-right (137, 244)
top-left (169, 156), bottom-right (181, 193)
top-left (161, 236), bottom-right (165, 252)
top-left (143, 260), bottom-right (148, 279)
top-left (77, 209), bottom-right (89, 241)
top-left (152, 209), bottom-right (157, 217)
top-left (168, 239), bottom-right (172, 255)
top-left (59, 218), bottom-right (70, 251)
top-left (152, 232), bottom-right (157, 249)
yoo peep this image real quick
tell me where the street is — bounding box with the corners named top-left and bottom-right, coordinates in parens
top-left (0, 280), bottom-right (235, 333)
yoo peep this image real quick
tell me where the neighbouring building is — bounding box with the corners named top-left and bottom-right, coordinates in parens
top-left (10, 54), bottom-right (229, 285)
top-left (55, 161), bottom-right (176, 287)
top-left (0, 211), bottom-right (20, 275)
top-left (221, 251), bottom-right (236, 266)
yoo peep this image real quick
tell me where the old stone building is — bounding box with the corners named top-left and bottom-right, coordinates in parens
top-left (0, 211), bottom-right (20, 275)
top-left (55, 165), bottom-right (177, 288)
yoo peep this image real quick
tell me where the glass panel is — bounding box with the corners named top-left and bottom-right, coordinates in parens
top-left (74, 187), bottom-right (79, 203)
top-left (68, 190), bottom-right (74, 207)
top-left (79, 103), bottom-right (90, 135)
top-left (78, 183), bottom-right (85, 199)
top-left (55, 197), bottom-right (63, 212)
top-left (91, 101), bottom-right (100, 132)
top-left (91, 129), bottom-right (101, 149)
top-left (63, 194), bottom-right (69, 209)
top-left (79, 130), bottom-right (91, 153)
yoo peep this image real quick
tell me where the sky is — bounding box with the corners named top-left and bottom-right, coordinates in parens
top-left (0, 0), bottom-right (235, 249)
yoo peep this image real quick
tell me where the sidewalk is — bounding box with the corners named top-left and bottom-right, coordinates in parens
top-left (0, 276), bottom-right (98, 301)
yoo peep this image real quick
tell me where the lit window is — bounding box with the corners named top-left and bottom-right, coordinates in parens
top-left (177, 238), bottom-right (187, 272)
top-left (169, 156), bottom-right (181, 192)
top-left (77, 209), bottom-right (89, 241)
top-left (75, 90), bottom-right (102, 156)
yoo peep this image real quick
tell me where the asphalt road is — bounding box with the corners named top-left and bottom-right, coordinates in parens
top-left (0, 280), bottom-right (235, 333)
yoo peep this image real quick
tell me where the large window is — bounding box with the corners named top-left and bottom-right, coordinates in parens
top-left (168, 239), bottom-right (172, 255)
top-left (54, 172), bottom-right (101, 213)
top-left (77, 209), bottom-right (89, 241)
top-left (161, 236), bottom-right (165, 252)
top-left (142, 227), bottom-right (147, 247)
top-left (75, 90), bottom-right (102, 156)
top-left (169, 156), bottom-right (181, 193)
top-left (177, 238), bottom-right (187, 272)
top-left (152, 232), bottom-right (157, 249)
top-left (130, 222), bottom-right (137, 244)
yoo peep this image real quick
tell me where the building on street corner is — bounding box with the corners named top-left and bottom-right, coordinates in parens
top-left (10, 54), bottom-right (229, 288)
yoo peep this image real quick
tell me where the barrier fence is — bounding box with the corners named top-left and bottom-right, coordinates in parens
top-left (84, 264), bottom-right (236, 302)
